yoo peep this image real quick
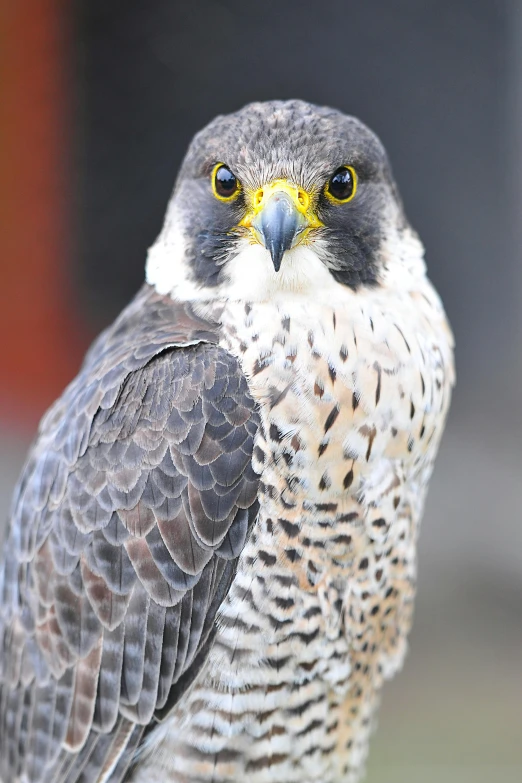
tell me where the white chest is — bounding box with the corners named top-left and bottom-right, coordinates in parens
top-left (219, 291), bottom-right (446, 503)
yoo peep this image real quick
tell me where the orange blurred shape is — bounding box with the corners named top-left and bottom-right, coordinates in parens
top-left (0, 0), bottom-right (88, 432)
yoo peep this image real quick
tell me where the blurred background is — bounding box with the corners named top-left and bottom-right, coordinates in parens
top-left (1, 1), bottom-right (521, 780)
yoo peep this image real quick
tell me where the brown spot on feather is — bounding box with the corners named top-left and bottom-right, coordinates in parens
top-left (358, 424), bottom-right (377, 462)
top-left (324, 405), bottom-right (340, 433)
top-left (395, 324), bottom-right (411, 353)
top-left (290, 434), bottom-right (302, 451)
top-left (343, 470), bottom-right (354, 489)
top-left (319, 473), bottom-right (331, 491)
top-left (314, 380), bottom-right (324, 398)
top-left (374, 363), bottom-right (382, 405)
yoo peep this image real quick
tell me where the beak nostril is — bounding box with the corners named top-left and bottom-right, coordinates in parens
top-left (297, 190), bottom-right (308, 209)
top-left (254, 190), bottom-right (264, 209)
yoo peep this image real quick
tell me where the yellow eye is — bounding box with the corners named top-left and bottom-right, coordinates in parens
top-left (211, 163), bottom-right (241, 201)
top-left (325, 165), bottom-right (357, 203)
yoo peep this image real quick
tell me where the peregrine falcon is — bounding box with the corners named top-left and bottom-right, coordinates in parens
top-left (0, 100), bottom-right (454, 783)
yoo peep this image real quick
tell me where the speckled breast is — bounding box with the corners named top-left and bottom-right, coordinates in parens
top-left (219, 291), bottom-right (442, 519)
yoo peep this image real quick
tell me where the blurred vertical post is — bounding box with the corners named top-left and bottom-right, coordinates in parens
top-left (507, 0), bottom-right (522, 384)
top-left (0, 0), bottom-right (85, 431)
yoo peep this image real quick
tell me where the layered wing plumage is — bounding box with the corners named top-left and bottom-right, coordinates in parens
top-left (0, 285), bottom-right (260, 782)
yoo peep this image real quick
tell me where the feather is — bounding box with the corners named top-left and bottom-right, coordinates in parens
top-left (123, 601), bottom-right (166, 724)
top-left (156, 604), bottom-right (182, 709)
top-left (125, 537), bottom-right (184, 606)
top-left (120, 584), bottom-right (149, 708)
top-left (64, 637), bottom-right (103, 751)
top-left (157, 507), bottom-right (214, 576)
top-left (80, 558), bottom-right (131, 631)
top-left (92, 623), bottom-right (124, 733)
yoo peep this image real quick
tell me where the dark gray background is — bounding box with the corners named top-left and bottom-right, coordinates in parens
top-left (2, 1), bottom-right (521, 780)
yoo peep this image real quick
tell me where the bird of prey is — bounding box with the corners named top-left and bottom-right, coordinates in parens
top-left (0, 100), bottom-right (454, 783)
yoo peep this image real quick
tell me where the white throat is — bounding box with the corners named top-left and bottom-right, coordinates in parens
top-left (145, 209), bottom-right (427, 305)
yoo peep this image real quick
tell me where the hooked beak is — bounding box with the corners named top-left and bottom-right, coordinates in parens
top-left (252, 191), bottom-right (308, 272)
top-left (240, 180), bottom-right (322, 272)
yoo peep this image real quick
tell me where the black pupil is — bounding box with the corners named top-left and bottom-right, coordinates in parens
top-left (329, 167), bottom-right (353, 200)
top-left (215, 166), bottom-right (237, 196)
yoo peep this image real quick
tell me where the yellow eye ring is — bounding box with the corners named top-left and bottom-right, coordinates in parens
top-left (325, 165), bottom-right (357, 204)
top-left (211, 163), bottom-right (241, 202)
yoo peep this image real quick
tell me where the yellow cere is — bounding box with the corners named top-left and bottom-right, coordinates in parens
top-left (239, 179), bottom-right (324, 232)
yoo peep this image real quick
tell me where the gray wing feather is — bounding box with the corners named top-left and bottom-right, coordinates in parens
top-left (0, 285), bottom-right (260, 782)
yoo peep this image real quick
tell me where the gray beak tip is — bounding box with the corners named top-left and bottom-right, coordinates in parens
top-left (267, 244), bottom-right (284, 273)
top-left (253, 191), bottom-right (306, 273)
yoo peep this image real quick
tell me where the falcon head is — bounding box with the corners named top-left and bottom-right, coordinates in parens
top-left (147, 100), bottom-right (424, 302)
